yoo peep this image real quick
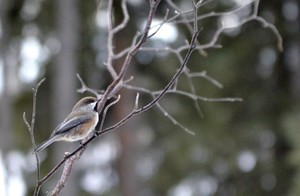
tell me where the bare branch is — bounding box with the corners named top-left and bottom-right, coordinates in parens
top-left (254, 16), bottom-right (283, 52)
top-left (111, 0), bottom-right (129, 34)
top-left (148, 9), bottom-right (170, 39)
top-left (76, 73), bottom-right (104, 98)
top-left (49, 152), bottom-right (82, 196)
top-left (156, 102), bottom-right (195, 135)
top-left (151, 0), bottom-right (282, 52)
top-left (99, 94), bottom-right (121, 132)
top-left (156, 89), bottom-right (243, 102)
top-left (22, 77), bottom-right (46, 196)
top-left (96, 0), bottom-right (162, 113)
top-left (112, 31), bottom-right (140, 60)
top-left (134, 93), bottom-right (140, 110)
top-left (189, 71), bottom-right (224, 89)
top-left (35, 152), bottom-right (73, 192)
top-left (166, 0), bottom-right (206, 55)
top-left (123, 83), bottom-right (241, 134)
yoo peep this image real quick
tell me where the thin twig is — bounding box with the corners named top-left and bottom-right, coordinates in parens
top-left (106, 0), bottom-right (131, 78)
top-left (156, 102), bottom-right (195, 135)
top-left (111, 0), bottom-right (129, 34)
top-left (99, 94), bottom-right (121, 132)
top-left (23, 77), bottom-right (46, 196)
top-left (189, 71), bottom-right (224, 89)
top-left (76, 73), bottom-right (104, 97)
top-left (147, 9), bottom-right (170, 39)
top-left (106, 0), bottom-right (117, 78)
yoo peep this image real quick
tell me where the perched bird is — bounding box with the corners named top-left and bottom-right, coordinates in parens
top-left (35, 96), bottom-right (99, 152)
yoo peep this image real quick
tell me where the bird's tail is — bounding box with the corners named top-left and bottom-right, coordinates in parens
top-left (34, 135), bottom-right (59, 152)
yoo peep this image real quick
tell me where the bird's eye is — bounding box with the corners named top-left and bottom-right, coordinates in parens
top-left (85, 98), bottom-right (96, 105)
top-left (87, 100), bottom-right (94, 104)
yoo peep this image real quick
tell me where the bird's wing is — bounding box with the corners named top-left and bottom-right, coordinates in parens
top-left (51, 112), bottom-right (93, 136)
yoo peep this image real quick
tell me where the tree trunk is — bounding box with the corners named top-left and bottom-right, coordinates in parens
top-left (115, 88), bottom-right (139, 196)
top-left (0, 0), bottom-right (22, 153)
top-left (113, 33), bottom-right (139, 196)
top-left (50, 0), bottom-right (79, 194)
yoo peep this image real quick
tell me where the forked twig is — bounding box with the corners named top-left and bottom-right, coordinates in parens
top-left (76, 73), bottom-right (104, 97)
top-left (23, 77), bottom-right (46, 196)
top-left (99, 29), bottom-right (200, 136)
top-left (99, 94), bottom-right (121, 132)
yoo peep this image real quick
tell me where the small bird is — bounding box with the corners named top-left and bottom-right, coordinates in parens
top-left (35, 96), bottom-right (99, 152)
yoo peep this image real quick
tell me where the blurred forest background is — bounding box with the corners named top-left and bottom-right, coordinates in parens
top-left (0, 0), bottom-right (299, 195)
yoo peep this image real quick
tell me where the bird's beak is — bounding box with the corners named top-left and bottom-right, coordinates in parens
top-left (94, 100), bottom-right (99, 111)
